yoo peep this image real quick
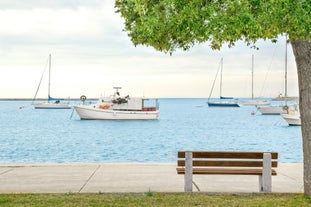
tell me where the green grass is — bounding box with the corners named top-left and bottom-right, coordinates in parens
top-left (0, 193), bottom-right (310, 207)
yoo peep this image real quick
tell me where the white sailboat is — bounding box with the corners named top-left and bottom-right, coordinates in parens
top-left (242, 55), bottom-right (270, 106)
top-left (207, 58), bottom-right (239, 107)
top-left (257, 105), bottom-right (288, 115)
top-left (272, 42), bottom-right (298, 102)
top-left (32, 54), bottom-right (71, 109)
top-left (257, 36), bottom-right (296, 115)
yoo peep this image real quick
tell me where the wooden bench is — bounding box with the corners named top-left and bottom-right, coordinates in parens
top-left (176, 151), bottom-right (278, 192)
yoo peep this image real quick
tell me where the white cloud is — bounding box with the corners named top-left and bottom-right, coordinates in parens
top-left (0, 2), bottom-right (120, 41)
top-left (0, 1), bottom-right (299, 98)
top-left (0, 0), bottom-right (99, 9)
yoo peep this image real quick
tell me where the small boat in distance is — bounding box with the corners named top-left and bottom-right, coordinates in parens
top-left (33, 97), bottom-right (71, 109)
top-left (257, 105), bottom-right (288, 115)
top-left (242, 99), bottom-right (270, 106)
top-left (281, 113), bottom-right (301, 126)
top-left (32, 54), bottom-right (71, 109)
top-left (281, 110), bottom-right (301, 126)
top-left (281, 107), bottom-right (301, 126)
top-left (207, 58), bottom-right (239, 107)
top-left (242, 55), bottom-right (270, 106)
top-left (272, 92), bottom-right (298, 101)
top-left (73, 87), bottom-right (159, 120)
top-left (207, 101), bottom-right (239, 107)
top-left (257, 35), bottom-right (295, 114)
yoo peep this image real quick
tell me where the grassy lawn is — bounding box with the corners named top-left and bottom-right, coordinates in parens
top-left (0, 192), bottom-right (310, 207)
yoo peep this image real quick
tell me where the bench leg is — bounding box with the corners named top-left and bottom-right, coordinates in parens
top-left (259, 153), bottom-right (272, 192)
top-left (259, 176), bottom-right (263, 192)
top-left (185, 151), bottom-right (193, 192)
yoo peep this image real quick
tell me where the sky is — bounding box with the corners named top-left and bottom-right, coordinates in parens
top-left (0, 0), bottom-right (299, 99)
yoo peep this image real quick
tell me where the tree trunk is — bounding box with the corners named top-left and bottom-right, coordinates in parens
top-left (291, 40), bottom-right (311, 195)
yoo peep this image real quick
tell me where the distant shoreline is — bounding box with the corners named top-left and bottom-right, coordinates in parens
top-left (0, 97), bottom-right (298, 101)
top-left (0, 98), bottom-right (98, 101)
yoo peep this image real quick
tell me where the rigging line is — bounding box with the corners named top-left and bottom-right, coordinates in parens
top-left (69, 108), bottom-right (75, 119)
top-left (31, 56), bottom-right (49, 104)
top-left (208, 58), bottom-right (222, 101)
top-left (259, 41), bottom-right (279, 97)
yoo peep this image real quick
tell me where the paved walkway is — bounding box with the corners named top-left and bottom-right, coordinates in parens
top-left (0, 163), bottom-right (303, 193)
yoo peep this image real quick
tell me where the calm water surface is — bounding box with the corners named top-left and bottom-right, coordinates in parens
top-left (0, 99), bottom-right (302, 163)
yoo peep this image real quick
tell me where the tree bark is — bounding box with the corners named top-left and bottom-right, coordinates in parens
top-left (291, 40), bottom-right (311, 195)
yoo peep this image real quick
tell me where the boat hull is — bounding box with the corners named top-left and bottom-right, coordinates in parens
top-left (257, 106), bottom-right (287, 115)
top-left (74, 105), bottom-right (159, 120)
top-left (242, 100), bottom-right (271, 106)
top-left (281, 114), bottom-right (301, 126)
top-left (207, 102), bottom-right (240, 107)
top-left (33, 102), bottom-right (71, 109)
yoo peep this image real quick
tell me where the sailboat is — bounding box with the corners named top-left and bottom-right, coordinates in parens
top-left (242, 55), bottom-right (270, 106)
top-left (207, 58), bottom-right (240, 107)
top-left (272, 39), bottom-right (298, 102)
top-left (32, 54), bottom-right (71, 109)
top-left (281, 107), bottom-right (301, 126)
top-left (257, 36), bottom-right (296, 115)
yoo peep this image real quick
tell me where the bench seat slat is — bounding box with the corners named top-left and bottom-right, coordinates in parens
top-left (176, 167), bottom-right (277, 176)
top-left (177, 160), bottom-right (278, 168)
top-left (178, 151), bottom-right (278, 159)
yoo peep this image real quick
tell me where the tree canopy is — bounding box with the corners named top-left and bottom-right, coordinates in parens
top-left (115, 0), bottom-right (311, 195)
top-left (115, 0), bottom-right (311, 53)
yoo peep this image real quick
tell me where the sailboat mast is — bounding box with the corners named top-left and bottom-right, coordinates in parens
top-left (220, 57), bottom-right (223, 98)
top-left (252, 54), bottom-right (254, 99)
top-left (284, 35), bottom-right (288, 97)
top-left (48, 54), bottom-right (51, 102)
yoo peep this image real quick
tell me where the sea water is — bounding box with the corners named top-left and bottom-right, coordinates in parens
top-left (0, 99), bottom-right (302, 163)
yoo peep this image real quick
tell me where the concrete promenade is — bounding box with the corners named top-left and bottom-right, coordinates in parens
top-left (0, 163), bottom-right (303, 193)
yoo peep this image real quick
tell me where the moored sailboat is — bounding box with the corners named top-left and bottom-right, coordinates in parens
top-left (207, 58), bottom-right (239, 107)
top-left (257, 36), bottom-right (297, 115)
top-left (242, 55), bottom-right (270, 106)
top-left (32, 54), bottom-right (71, 109)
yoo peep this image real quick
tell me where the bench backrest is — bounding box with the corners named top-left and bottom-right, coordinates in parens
top-left (177, 151), bottom-right (278, 168)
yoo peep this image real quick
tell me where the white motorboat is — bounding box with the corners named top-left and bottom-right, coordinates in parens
top-left (281, 109), bottom-right (301, 126)
top-left (32, 54), bottom-right (71, 109)
top-left (281, 114), bottom-right (301, 126)
top-left (74, 87), bottom-right (159, 120)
